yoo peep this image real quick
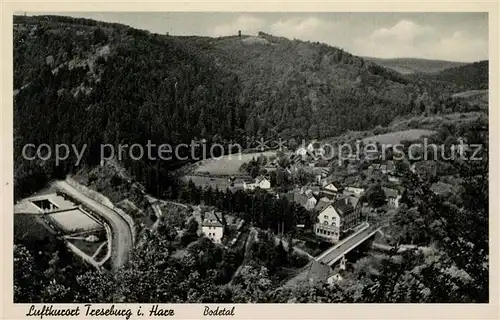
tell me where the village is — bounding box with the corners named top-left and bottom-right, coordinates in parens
top-left (185, 139), bottom-right (404, 246)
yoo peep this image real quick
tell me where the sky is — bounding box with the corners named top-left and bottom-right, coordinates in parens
top-left (34, 12), bottom-right (488, 62)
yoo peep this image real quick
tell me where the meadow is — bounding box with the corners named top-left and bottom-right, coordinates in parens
top-left (193, 151), bottom-right (277, 176)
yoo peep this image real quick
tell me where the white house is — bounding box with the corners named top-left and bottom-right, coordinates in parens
top-left (243, 181), bottom-right (255, 190)
top-left (307, 140), bottom-right (325, 157)
top-left (383, 187), bottom-right (401, 208)
top-left (314, 200), bottom-right (341, 242)
top-left (307, 140), bottom-right (318, 153)
top-left (202, 211), bottom-right (224, 244)
top-left (243, 176), bottom-right (271, 190)
top-left (327, 273), bottom-right (344, 285)
top-left (295, 146), bottom-right (308, 157)
top-left (323, 182), bottom-right (342, 193)
top-left (255, 176), bottom-right (271, 189)
top-left (344, 187), bottom-right (365, 198)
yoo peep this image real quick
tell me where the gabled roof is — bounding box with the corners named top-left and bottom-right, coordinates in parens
top-left (306, 260), bottom-right (334, 282)
top-left (346, 195), bottom-right (360, 208)
top-left (382, 187), bottom-right (399, 198)
top-left (333, 197), bottom-right (354, 216)
top-left (293, 191), bottom-right (309, 207)
top-left (255, 176), bottom-right (269, 183)
top-left (315, 199), bottom-right (334, 213)
top-left (202, 212), bottom-right (224, 227)
top-left (324, 180), bottom-right (343, 190)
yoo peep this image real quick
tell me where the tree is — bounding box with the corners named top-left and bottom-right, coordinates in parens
top-left (232, 266), bottom-right (272, 302)
top-left (365, 184), bottom-right (386, 208)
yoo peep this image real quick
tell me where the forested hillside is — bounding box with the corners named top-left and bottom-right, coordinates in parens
top-left (14, 15), bottom-right (248, 199)
top-left (179, 32), bottom-right (427, 139)
top-left (410, 60), bottom-right (489, 93)
top-left (13, 15), bottom-right (487, 200)
top-left (428, 60), bottom-right (488, 90)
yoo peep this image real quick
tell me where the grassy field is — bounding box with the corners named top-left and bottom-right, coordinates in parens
top-left (193, 151), bottom-right (277, 176)
top-left (362, 129), bottom-right (437, 145)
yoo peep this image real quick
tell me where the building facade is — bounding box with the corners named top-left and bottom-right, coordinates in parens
top-left (202, 212), bottom-right (224, 244)
top-left (314, 196), bottom-right (362, 242)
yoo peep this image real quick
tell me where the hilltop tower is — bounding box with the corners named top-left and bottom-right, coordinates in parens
top-left (238, 30), bottom-right (241, 37)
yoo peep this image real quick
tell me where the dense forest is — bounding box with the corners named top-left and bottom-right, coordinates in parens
top-left (13, 14), bottom-right (481, 200)
top-left (426, 60), bottom-right (489, 91)
top-left (14, 15), bottom-right (248, 200)
top-left (409, 60), bottom-right (489, 94)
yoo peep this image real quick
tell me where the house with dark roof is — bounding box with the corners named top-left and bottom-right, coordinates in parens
top-left (202, 211), bottom-right (224, 244)
top-left (344, 187), bottom-right (365, 198)
top-left (305, 260), bottom-right (335, 285)
top-left (314, 196), bottom-right (362, 242)
top-left (293, 190), bottom-right (318, 211)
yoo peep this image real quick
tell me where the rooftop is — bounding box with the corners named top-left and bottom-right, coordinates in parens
top-left (382, 187), bottom-right (399, 198)
top-left (333, 197), bottom-right (354, 216)
top-left (202, 211), bottom-right (224, 227)
top-left (315, 198), bottom-right (334, 213)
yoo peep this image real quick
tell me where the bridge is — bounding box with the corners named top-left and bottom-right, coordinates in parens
top-left (315, 222), bottom-right (383, 266)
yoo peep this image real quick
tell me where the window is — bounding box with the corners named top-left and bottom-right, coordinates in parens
top-left (324, 215), bottom-right (328, 220)
top-left (324, 221), bottom-right (328, 225)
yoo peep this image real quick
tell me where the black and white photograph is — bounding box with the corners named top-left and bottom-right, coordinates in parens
top-left (9, 9), bottom-right (492, 308)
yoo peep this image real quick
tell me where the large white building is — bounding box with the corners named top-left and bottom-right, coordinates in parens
top-left (202, 211), bottom-right (224, 244)
top-left (314, 196), bottom-right (360, 242)
top-left (243, 176), bottom-right (271, 190)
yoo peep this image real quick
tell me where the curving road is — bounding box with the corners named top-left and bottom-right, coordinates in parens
top-left (53, 180), bottom-right (133, 269)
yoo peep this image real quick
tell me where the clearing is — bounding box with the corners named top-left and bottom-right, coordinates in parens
top-left (192, 151), bottom-right (277, 176)
top-left (362, 129), bottom-right (437, 146)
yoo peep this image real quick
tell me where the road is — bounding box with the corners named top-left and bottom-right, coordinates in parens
top-left (53, 180), bottom-right (133, 269)
top-left (316, 224), bottom-right (382, 265)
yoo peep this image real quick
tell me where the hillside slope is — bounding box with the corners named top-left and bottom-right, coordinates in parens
top-left (364, 57), bottom-right (467, 74)
top-left (427, 60), bottom-right (488, 90)
top-left (14, 15), bottom-right (484, 198)
top-left (14, 15), bottom-right (247, 198)
top-left (180, 32), bottom-right (430, 139)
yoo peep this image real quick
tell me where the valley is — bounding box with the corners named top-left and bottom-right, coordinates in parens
top-left (12, 14), bottom-right (489, 304)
